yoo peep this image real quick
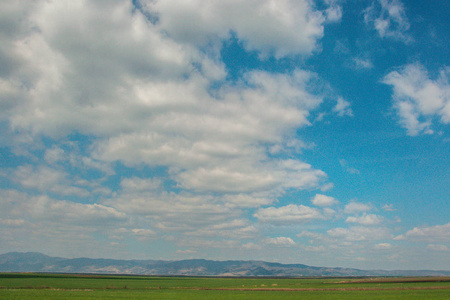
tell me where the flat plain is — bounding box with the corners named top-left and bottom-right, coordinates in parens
top-left (1, 273), bottom-right (449, 299)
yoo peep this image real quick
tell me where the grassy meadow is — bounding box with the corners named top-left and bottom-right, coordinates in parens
top-left (0, 273), bottom-right (449, 299)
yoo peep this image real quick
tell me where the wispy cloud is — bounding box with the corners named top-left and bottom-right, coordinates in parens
top-left (364, 0), bottom-right (412, 42)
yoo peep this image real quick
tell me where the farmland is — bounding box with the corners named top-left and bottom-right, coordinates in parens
top-left (1, 273), bottom-right (449, 299)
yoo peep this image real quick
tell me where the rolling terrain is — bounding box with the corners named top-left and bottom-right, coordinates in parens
top-left (1, 252), bottom-right (449, 277)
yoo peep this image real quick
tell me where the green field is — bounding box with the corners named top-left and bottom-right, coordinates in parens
top-left (1, 273), bottom-right (449, 299)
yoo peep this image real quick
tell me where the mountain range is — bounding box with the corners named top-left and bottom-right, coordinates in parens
top-left (1, 252), bottom-right (449, 277)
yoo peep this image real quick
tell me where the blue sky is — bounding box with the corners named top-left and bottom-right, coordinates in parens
top-left (0, 0), bottom-right (449, 270)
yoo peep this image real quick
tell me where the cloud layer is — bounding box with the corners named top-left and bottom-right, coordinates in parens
top-left (0, 0), bottom-right (449, 270)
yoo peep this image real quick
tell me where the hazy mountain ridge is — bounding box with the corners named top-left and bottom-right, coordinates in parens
top-left (1, 252), bottom-right (449, 277)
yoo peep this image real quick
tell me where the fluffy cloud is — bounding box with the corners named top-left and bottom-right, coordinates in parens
top-left (364, 0), bottom-right (411, 42)
top-left (383, 64), bottom-right (450, 135)
top-left (105, 177), bottom-right (258, 238)
top-left (323, 0), bottom-right (343, 23)
top-left (344, 202), bottom-right (372, 214)
top-left (254, 204), bottom-right (323, 224)
top-left (346, 214), bottom-right (383, 226)
top-left (395, 223), bottom-right (450, 242)
top-left (333, 97), bottom-right (353, 117)
top-left (0, 189), bottom-right (126, 226)
top-left (13, 165), bottom-right (90, 197)
top-left (4, 0), bottom-right (422, 266)
top-left (311, 194), bottom-right (338, 207)
top-left (0, 0), bottom-right (331, 211)
top-left (144, 0), bottom-right (325, 58)
top-left (375, 243), bottom-right (392, 250)
top-left (327, 226), bottom-right (392, 241)
top-left (265, 237), bottom-right (296, 246)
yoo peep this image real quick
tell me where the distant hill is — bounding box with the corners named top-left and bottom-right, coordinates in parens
top-left (1, 252), bottom-right (449, 277)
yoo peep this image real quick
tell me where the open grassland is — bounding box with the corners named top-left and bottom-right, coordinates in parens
top-left (1, 273), bottom-right (449, 299)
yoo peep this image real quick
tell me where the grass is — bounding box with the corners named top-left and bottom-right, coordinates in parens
top-left (1, 273), bottom-right (449, 299)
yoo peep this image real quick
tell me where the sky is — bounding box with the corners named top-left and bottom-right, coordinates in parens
top-left (0, 0), bottom-right (449, 271)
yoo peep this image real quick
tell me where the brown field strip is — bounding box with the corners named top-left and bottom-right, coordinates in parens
top-left (196, 286), bottom-right (450, 291)
top-left (333, 276), bottom-right (450, 284)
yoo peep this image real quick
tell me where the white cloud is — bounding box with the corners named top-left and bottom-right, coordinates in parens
top-left (90, 69), bottom-right (327, 195)
top-left (105, 177), bottom-right (253, 236)
top-left (242, 242), bottom-right (262, 250)
top-left (187, 219), bottom-right (258, 239)
top-left (265, 236), bottom-right (296, 246)
top-left (383, 64), bottom-right (450, 135)
top-left (333, 97), bottom-right (353, 117)
top-left (426, 244), bottom-right (448, 252)
top-left (144, 0), bottom-right (325, 58)
top-left (327, 226), bottom-right (392, 241)
top-left (344, 202), bottom-right (372, 214)
top-left (1, 0), bottom-right (405, 265)
top-left (130, 228), bottom-right (157, 241)
top-left (221, 194), bottom-right (272, 208)
top-left (382, 204), bottom-right (396, 211)
top-left (375, 243), bottom-right (392, 250)
top-left (311, 194), bottom-right (338, 207)
top-left (0, 218), bottom-right (25, 227)
top-left (120, 177), bottom-right (163, 192)
top-left (0, 0), bottom-right (333, 241)
top-left (395, 223), bottom-right (450, 242)
top-left (176, 249), bottom-right (197, 254)
top-left (351, 57), bottom-right (374, 70)
top-left (364, 0), bottom-right (411, 42)
top-left (254, 204), bottom-right (323, 224)
top-left (346, 214), bottom-right (383, 226)
top-left (324, 0), bottom-right (343, 23)
top-left (0, 189), bottom-right (126, 226)
top-left (13, 165), bottom-right (90, 197)
top-left (44, 146), bottom-right (65, 165)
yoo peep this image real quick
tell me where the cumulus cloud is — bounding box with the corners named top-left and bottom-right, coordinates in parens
top-left (1, 0), bottom-right (392, 263)
top-left (265, 236), bottom-right (296, 246)
top-left (130, 228), bottom-right (157, 241)
top-left (0, 189), bottom-right (126, 226)
top-left (144, 0), bottom-right (325, 58)
top-left (0, 1), bottom-right (332, 234)
top-left (395, 223), bottom-right (450, 242)
top-left (254, 204), bottom-right (323, 224)
top-left (104, 177), bottom-right (259, 239)
top-left (344, 202), bottom-right (372, 214)
top-left (375, 243), bottom-right (392, 250)
top-left (242, 242), bottom-right (262, 250)
top-left (364, 0), bottom-right (411, 42)
top-left (323, 0), bottom-right (343, 23)
top-left (346, 214), bottom-right (383, 226)
top-left (13, 165), bottom-right (90, 197)
top-left (327, 226), bottom-right (392, 241)
top-left (333, 97), bottom-right (353, 117)
top-left (176, 249), bottom-right (197, 254)
top-left (383, 64), bottom-right (450, 135)
top-left (311, 194), bottom-right (338, 207)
